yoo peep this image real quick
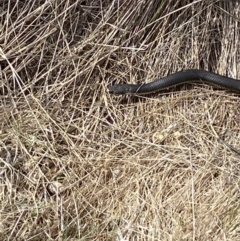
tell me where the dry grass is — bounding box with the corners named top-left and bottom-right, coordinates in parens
top-left (0, 0), bottom-right (240, 240)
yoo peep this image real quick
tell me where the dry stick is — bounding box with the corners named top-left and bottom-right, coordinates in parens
top-left (208, 116), bottom-right (240, 155)
top-left (219, 139), bottom-right (240, 155)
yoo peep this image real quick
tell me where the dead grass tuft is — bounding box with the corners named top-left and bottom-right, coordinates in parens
top-left (0, 0), bottom-right (240, 240)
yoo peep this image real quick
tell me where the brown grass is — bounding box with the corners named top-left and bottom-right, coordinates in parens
top-left (0, 0), bottom-right (240, 240)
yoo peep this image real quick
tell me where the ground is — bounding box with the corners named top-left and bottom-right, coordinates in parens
top-left (0, 1), bottom-right (240, 240)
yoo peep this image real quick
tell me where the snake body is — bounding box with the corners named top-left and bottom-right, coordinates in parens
top-left (108, 69), bottom-right (240, 94)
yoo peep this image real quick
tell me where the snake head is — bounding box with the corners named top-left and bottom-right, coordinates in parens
top-left (108, 84), bottom-right (137, 95)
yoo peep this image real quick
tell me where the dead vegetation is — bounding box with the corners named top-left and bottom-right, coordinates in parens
top-left (0, 0), bottom-right (240, 240)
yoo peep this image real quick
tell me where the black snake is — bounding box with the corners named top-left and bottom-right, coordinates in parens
top-left (108, 69), bottom-right (240, 94)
